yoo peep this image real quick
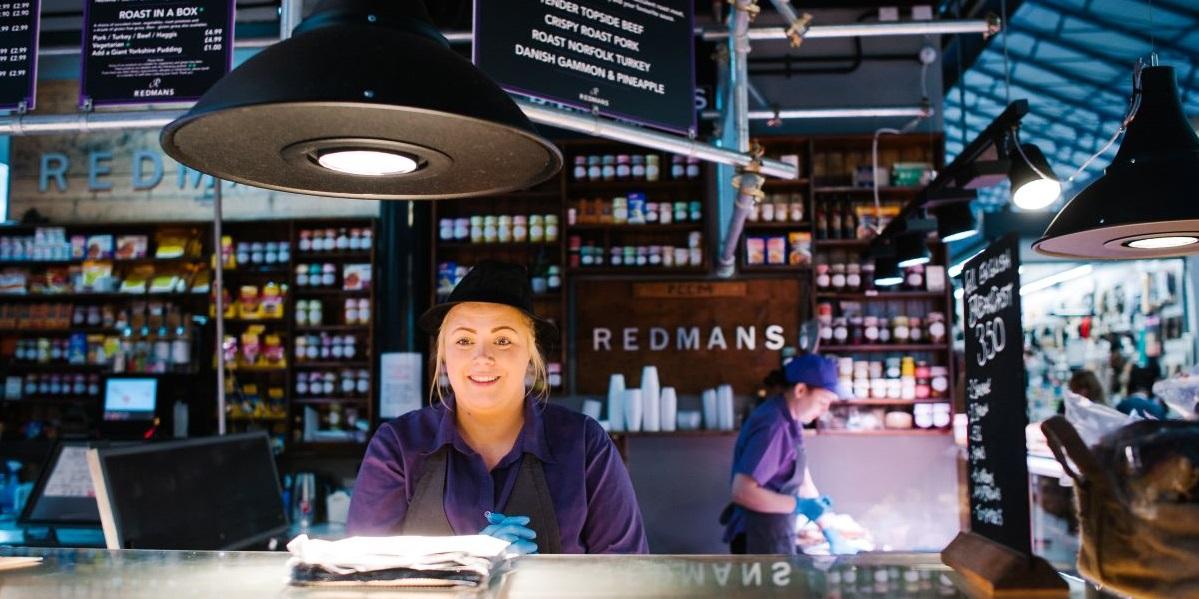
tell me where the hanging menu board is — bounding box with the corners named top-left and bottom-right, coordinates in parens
top-left (80, 0), bottom-right (234, 107)
top-left (961, 234), bottom-right (1032, 555)
top-left (0, 0), bottom-right (40, 110)
top-left (474, 0), bottom-right (696, 134)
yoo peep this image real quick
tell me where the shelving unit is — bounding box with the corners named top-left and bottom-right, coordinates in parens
top-left (0, 218), bottom-right (378, 454)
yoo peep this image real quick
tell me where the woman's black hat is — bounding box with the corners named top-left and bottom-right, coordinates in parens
top-left (418, 260), bottom-right (557, 350)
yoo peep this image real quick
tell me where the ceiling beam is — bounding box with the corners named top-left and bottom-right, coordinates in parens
top-left (950, 83), bottom-right (1119, 146)
top-left (969, 60), bottom-right (1127, 123)
top-left (941, 0), bottom-right (1027, 90)
top-left (976, 46), bottom-right (1131, 107)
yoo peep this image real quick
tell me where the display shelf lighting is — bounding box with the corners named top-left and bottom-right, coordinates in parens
top-left (1035, 64), bottom-right (1199, 258)
top-left (160, 0), bottom-right (561, 200)
top-left (1010, 143), bottom-right (1061, 211)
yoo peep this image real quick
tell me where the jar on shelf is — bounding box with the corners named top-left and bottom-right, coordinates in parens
top-left (601, 155), bottom-right (616, 180)
top-left (815, 263), bottom-right (831, 289)
top-left (497, 215), bottom-right (512, 243)
top-left (846, 263), bottom-right (861, 291)
top-left (892, 316), bottom-right (910, 343)
top-left (529, 215), bottom-right (545, 243)
top-left (616, 155), bottom-right (631, 179)
top-left (861, 262), bottom-right (875, 291)
top-left (789, 195), bottom-right (804, 222)
top-left (513, 216), bottom-right (528, 242)
top-left (905, 264), bottom-right (925, 290)
top-left (915, 362), bottom-right (931, 399)
top-left (909, 317), bottom-right (923, 342)
top-left (832, 317), bottom-right (849, 345)
top-left (863, 316), bottom-right (879, 344)
top-left (831, 264), bottom-right (846, 290)
top-left (849, 315), bottom-right (864, 345)
top-left (631, 155), bottom-right (646, 179)
top-left (545, 214), bottom-right (560, 242)
top-left (927, 312), bottom-right (947, 344)
top-left (573, 156), bottom-right (587, 180)
top-left (930, 366), bottom-right (950, 399)
top-left (646, 155), bottom-right (660, 181)
top-left (877, 317), bottom-right (891, 344)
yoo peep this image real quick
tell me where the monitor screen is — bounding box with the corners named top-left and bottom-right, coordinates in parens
top-left (19, 444), bottom-right (101, 527)
top-left (89, 432), bottom-right (288, 550)
top-left (103, 378), bottom-right (157, 421)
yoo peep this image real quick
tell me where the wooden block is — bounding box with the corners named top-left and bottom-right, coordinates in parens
top-left (942, 531), bottom-right (1069, 597)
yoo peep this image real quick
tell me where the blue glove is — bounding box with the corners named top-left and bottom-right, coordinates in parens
top-left (823, 528), bottom-right (858, 555)
top-left (793, 495), bottom-right (832, 522)
top-left (480, 511), bottom-right (538, 555)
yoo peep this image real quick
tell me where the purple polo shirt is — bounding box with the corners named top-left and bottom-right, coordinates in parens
top-left (723, 395), bottom-right (806, 542)
top-left (346, 398), bottom-right (649, 554)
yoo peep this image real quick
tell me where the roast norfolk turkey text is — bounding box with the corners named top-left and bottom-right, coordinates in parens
top-left (592, 325), bottom-right (786, 352)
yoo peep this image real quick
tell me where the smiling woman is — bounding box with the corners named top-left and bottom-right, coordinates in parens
top-left (347, 261), bottom-right (648, 554)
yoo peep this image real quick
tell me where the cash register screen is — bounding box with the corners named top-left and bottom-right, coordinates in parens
top-left (102, 378), bottom-right (157, 421)
top-left (19, 444), bottom-right (100, 526)
top-left (90, 432), bottom-right (288, 550)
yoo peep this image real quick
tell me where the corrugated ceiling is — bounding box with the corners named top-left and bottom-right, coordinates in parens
top-left (942, 0), bottom-right (1199, 211)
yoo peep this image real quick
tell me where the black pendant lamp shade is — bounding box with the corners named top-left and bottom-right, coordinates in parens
top-left (935, 202), bottom-right (978, 243)
top-left (1035, 66), bottom-right (1199, 258)
top-left (873, 255), bottom-right (903, 287)
top-left (895, 232), bottom-right (930, 268)
top-left (1009, 144), bottom-right (1061, 211)
top-left (160, 0), bottom-right (562, 200)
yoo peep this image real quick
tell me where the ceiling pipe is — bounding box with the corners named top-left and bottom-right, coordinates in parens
top-left (716, 0), bottom-right (759, 278)
top-left (517, 100), bottom-right (796, 179)
top-left (701, 105), bottom-right (933, 121)
top-left (0, 101), bottom-right (797, 178)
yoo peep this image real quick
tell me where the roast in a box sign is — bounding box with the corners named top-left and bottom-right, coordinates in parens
top-left (0, 0), bottom-right (40, 110)
top-left (961, 234), bottom-right (1033, 555)
top-left (474, 0), bottom-right (696, 134)
top-left (81, 0), bottom-right (234, 107)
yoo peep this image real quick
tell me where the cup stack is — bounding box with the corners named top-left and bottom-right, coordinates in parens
top-left (640, 366), bottom-right (661, 432)
top-left (607, 374), bottom-right (626, 432)
top-left (623, 389), bottom-right (643, 432)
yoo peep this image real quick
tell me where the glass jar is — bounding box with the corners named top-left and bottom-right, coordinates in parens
top-left (846, 263), bottom-right (861, 291)
top-left (930, 366), bottom-right (950, 398)
top-left (892, 316), bottom-right (910, 342)
top-left (815, 264), bottom-right (831, 289)
top-left (831, 264), bottom-right (846, 290)
top-left (909, 317), bottom-right (923, 342)
top-left (877, 318), bottom-right (891, 344)
top-left (789, 194), bottom-right (804, 222)
top-left (832, 317), bottom-right (849, 344)
top-left (849, 315), bottom-right (864, 345)
top-left (646, 155), bottom-right (660, 181)
top-left (861, 262), bottom-right (875, 291)
top-left (573, 156), bottom-right (587, 180)
top-left (927, 312), bottom-right (947, 344)
top-left (863, 316), bottom-right (880, 343)
top-left (631, 155), bottom-right (646, 179)
top-left (905, 264), bottom-right (925, 290)
top-left (915, 362), bottom-right (931, 399)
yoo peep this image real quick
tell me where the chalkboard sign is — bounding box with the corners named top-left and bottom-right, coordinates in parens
top-left (80, 0), bottom-right (234, 107)
top-left (0, 0), bottom-right (40, 110)
top-left (474, 0), bottom-right (696, 134)
top-left (961, 234), bottom-right (1032, 555)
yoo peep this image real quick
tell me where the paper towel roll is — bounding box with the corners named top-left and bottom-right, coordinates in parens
top-left (640, 366), bottom-right (660, 432)
top-left (581, 399), bottom-right (603, 421)
top-left (717, 384), bottom-right (735, 431)
top-left (623, 389), bottom-right (643, 432)
top-left (659, 386), bottom-right (677, 432)
top-left (701, 389), bottom-right (718, 430)
top-left (607, 374), bottom-right (626, 432)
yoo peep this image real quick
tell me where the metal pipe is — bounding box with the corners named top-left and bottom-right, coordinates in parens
top-left (731, 1), bottom-right (752, 153)
top-left (701, 105), bottom-right (933, 121)
top-left (279, 0), bottom-right (303, 40)
top-left (213, 178), bottom-right (226, 436)
top-left (717, 170), bottom-right (765, 278)
top-left (516, 100), bottom-right (797, 179)
top-left (765, 0), bottom-right (809, 47)
top-left (0, 110), bottom-right (185, 135)
top-left (700, 19), bottom-right (996, 42)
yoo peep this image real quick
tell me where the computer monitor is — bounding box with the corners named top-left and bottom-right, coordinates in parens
top-left (18, 443), bottom-right (101, 528)
top-left (102, 377), bottom-right (158, 422)
top-left (87, 432), bottom-right (289, 550)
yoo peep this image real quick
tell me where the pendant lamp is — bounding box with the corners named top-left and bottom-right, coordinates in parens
top-left (1010, 144), bottom-right (1061, 210)
top-left (895, 232), bottom-right (931, 268)
top-left (160, 0), bottom-right (562, 200)
top-left (935, 202), bottom-right (979, 242)
top-left (1035, 65), bottom-right (1199, 258)
top-left (873, 255), bottom-right (904, 287)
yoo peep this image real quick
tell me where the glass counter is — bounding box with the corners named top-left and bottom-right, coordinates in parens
top-left (0, 547), bottom-right (1094, 598)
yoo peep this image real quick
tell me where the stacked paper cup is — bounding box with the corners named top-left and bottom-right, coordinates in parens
top-left (607, 374), bottom-right (626, 432)
top-left (660, 387), bottom-right (677, 432)
top-left (702, 389), bottom-right (718, 430)
top-left (717, 384), bottom-right (735, 431)
top-left (623, 389), bottom-right (643, 432)
top-left (581, 399), bottom-right (602, 421)
top-left (640, 366), bottom-right (661, 432)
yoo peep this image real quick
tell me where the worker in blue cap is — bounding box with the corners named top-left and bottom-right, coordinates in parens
top-left (720, 353), bottom-right (856, 555)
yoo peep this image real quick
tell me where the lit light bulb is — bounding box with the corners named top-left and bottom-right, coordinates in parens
top-left (1012, 178), bottom-right (1061, 210)
top-left (317, 150), bottom-right (418, 176)
top-left (1125, 236), bottom-right (1199, 249)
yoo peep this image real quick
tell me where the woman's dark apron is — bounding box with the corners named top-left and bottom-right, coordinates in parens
top-left (723, 440), bottom-right (807, 554)
top-left (398, 446), bottom-right (563, 554)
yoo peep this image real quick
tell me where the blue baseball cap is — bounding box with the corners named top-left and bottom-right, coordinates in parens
top-left (782, 354), bottom-right (854, 399)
